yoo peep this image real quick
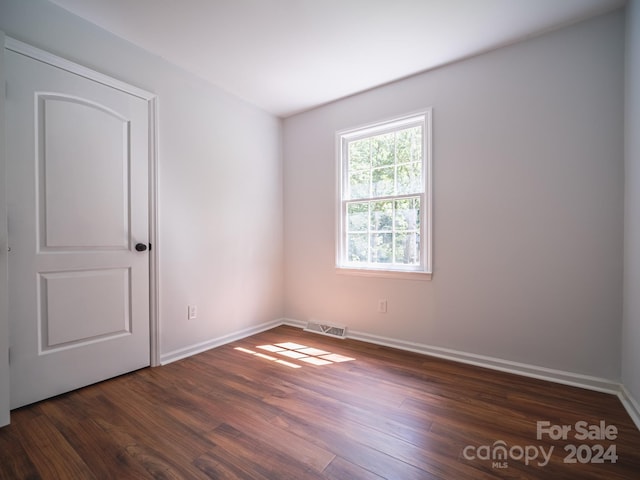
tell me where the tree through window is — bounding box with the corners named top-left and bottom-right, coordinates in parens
top-left (337, 111), bottom-right (432, 277)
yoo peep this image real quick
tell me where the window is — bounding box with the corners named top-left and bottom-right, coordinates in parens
top-left (336, 110), bottom-right (432, 279)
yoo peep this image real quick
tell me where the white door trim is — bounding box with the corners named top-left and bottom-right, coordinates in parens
top-left (4, 37), bottom-right (160, 368)
top-left (0, 30), bottom-right (11, 427)
top-left (5, 38), bottom-right (155, 102)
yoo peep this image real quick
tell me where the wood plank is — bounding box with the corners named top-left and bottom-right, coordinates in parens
top-left (204, 422), bottom-right (330, 480)
top-left (14, 413), bottom-right (97, 479)
top-left (37, 396), bottom-right (151, 480)
top-left (0, 421), bottom-right (39, 479)
top-left (322, 456), bottom-right (386, 480)
top-left (0, 325), bottom-right (638, 479)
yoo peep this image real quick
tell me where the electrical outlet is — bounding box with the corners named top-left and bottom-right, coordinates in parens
top-left (188, 304), bottom-right (197, 320)
top-left (378, 299), bottom-right (387, 313)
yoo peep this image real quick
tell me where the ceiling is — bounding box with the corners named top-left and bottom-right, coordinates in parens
top-left (47, 0), bottom-right (626, 117)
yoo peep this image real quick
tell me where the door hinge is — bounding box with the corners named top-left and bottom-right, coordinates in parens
top-left (8, 347), bottom-right (11, 366)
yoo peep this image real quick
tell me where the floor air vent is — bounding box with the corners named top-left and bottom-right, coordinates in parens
top-left (304, 321), bottom-right (347, 339)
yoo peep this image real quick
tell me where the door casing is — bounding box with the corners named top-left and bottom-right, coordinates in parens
top-left (0, 30), bottom-right (10, 428)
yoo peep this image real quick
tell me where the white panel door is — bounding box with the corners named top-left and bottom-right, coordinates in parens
top-left (6, 49), bottom-right (150, 409)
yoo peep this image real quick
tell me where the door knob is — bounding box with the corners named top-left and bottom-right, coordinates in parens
top-left (135, 243), bottom-right (148, 252)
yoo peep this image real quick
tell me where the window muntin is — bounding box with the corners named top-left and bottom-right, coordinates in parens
top-left (337, 112), bottom-right (431, 275)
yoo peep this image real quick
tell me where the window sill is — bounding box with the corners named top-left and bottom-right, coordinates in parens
top-left (335, 267), bottom-right (432, 281)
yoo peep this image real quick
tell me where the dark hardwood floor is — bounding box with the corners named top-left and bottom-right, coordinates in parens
top-left (1, 325), bottom-right (639, 479)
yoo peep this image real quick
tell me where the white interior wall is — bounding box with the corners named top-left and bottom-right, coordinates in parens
top-left (0, 0), bottom-right (635, 427)
top-left (283, 11), bottom-right (625, 380)
top-left (623, 0), bottom-right (640, 408)
top-left (0, 0), bottom-right (284, 363)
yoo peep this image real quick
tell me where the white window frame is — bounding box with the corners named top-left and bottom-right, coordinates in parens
top-left (336, 109), bottom-right (433, 280)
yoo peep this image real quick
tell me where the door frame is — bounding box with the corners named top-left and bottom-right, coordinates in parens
top-left (0, 37), bottom-right (160, 424)
top-left (0, 30), bottom-right (10, 427)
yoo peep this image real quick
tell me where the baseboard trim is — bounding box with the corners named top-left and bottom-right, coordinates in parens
top-left (159, 318), bottom-right (284, 365)
top-left (344, 328), bottom-right (620, 394)
top-left (281, 318), bottom-right (306, 329)
top-left (161, 318), bottom-right (639, 431)
top-left (618, 385), bottom-right (640, 431)
top-left (278, 318), bottom-right (618, 393)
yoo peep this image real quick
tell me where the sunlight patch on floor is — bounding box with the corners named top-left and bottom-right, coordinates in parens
top-left (234, 342), bottom-right (355, 368)
top-left (256, 345), bottom-right (284, 353)
top-left (275, 359), bottom-right (302, 369)
top-left (299, 357), bottom-right (332, 366)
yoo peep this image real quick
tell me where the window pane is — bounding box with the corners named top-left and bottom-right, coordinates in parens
top-left (396, 126), bottom-right (422, 164)
top-left (372, 166), bottom-right (395, 197)
top-left (397, 162), bottom-right (422, 195)
top-left (395, 233), bottom-right (420, 265)
top-left (371, 200), bottom-right (393, 231)
top-left (348, 138), bottom-right (370, 171)
top-left (371, 233), bottom-right (392, 263)
top-left (395, 127), bottom-right (414, 164)
top-left (347, 202), bottom-right (369, 232)
top-left (395, 197), bottom-right (420, 231)
top-left (410, 128), bottom-right (423, 162)
top-left (348, 170), bottom-right (370, 199)
top-left (339, 112), bottom-right (430, 273)
top-left (348, 233), bottom-right (369, 262)
top-left (371, 132), bottom-right (395, 167)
